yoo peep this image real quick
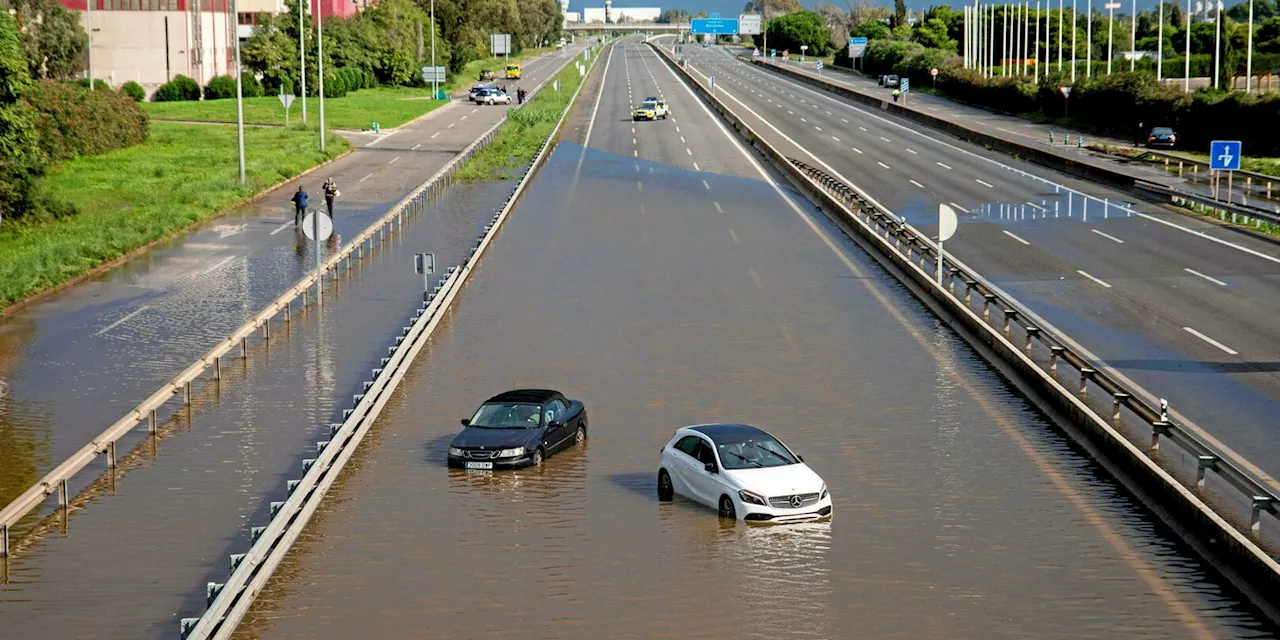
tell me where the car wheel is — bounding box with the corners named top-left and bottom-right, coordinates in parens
top-left (532, 447), bottom-right (545, 467)
top-left (718, 495), bottom-right (736, 519)
top-left (657, 469), bottom-right (674, 501)
top-left (575, 425), bottom-right (586, 446)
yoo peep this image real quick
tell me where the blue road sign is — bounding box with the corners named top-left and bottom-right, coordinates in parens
top-left (691, 18), bottom-right (739, 35)
top-left (709, 12), bottom-right (719, 17)
top-left (849, 37), bottom-right (869, 46)
top-left (770, 49), bottom-right (777, 57)
top-left (900, 78), bottom-right (910, 93)
top-left (816, 60), bottom-right (824, 71)
top-left (1209, 140), bottom-right (1242, 171)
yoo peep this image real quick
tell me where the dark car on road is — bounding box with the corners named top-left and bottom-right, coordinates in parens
top-left (1146, 127), bottom-right (1177, 148)
top-left (447, 389), bottom-right (588, 470)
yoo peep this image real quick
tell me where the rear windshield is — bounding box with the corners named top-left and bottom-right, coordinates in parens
top-left (1152, 127), bottom-right (1174, 134)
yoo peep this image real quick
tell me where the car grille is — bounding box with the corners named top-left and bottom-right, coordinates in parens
top-left (463, 450), bottom-right (500, 460)
top-left (769, 493), bottom-right (820, 509)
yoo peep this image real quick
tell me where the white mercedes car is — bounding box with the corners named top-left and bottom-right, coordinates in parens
top-left (657, 424), bottom-right (832, 522)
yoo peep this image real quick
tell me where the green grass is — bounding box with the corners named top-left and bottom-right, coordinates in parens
top-left (456, 50), bottom-right (593, 181)
top-left (1092, 143), bottom-right (1280, 178)
top-left (0, 122), bottom-right (349, 309)
top-left (141, 86), bottom-right (447, 131)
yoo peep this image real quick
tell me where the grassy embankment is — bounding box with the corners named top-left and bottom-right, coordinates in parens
top-left (0, 123), bottom-right (349, 310)
top-left (139, 47), bottom-right (554, 131)
top-left (457, 50), bottom-right (594, 180)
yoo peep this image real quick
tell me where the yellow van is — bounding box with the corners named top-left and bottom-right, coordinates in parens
top-left (505, 64), bottom-right (522, 79)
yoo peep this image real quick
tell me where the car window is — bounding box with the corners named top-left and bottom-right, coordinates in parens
top-left (716, 436), bottom-right (799, 470)
top-left (469, 403), bottom-right (542, 429)
top-left (674, 435), bottom-right (700, 457)
top-left (693, 440), bottom-right (717, 465)
top-left (545, 399), bottom-right (567, 425)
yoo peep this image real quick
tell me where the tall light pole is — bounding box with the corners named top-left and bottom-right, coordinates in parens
top-left (1035, 1), bottom-right (1042, 80)
top-left (233, 0), bottom-right (245, 184)
top-left (1058, 0), bottom-right (1064, 72)
top-left (1087, 0), bottom-right (1094, 76)
top-left (1157, 1), bottom-right (1164, 80)
top-left (317, 0), bottom-right (325, 151)
top-left (1130, 0), bottom-right (1137, 71)
top-left (1213, 0), bottom-right (1222, 89)
top-left (1184, 0), bottom-right (1192, 91)
top-left (1071, 0), bottom-right (1078, 80)
top-left (1108, 1), bottom-right (1116, 74)
top-left (299, 0), bottom-right (307, 124)
top-left (1246, 0), bottom-right (1254, 92)
top-left (431, 0), bottom-right (437, 99)
top-left (1025, 2), bottom-right (1031, 74)
top-left (991, 4), bottom-right (998, 77)
top-left (964, 5), bottom-right (970, 68)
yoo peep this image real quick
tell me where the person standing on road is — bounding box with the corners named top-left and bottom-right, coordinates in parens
top-left (323, 177), bottom-right (339, 217)
top-left (517, 87), bottom-right (525, 104)
top-left (291, 185), bottom-right (309, 225)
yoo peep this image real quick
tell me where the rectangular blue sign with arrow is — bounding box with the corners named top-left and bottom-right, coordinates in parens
top-left (691, 18), bottom-right (739, 34)
top-left (1209, 140), bottom-right (1242, 171)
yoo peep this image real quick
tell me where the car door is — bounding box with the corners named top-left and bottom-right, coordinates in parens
top-left (688, 439), bottom-right (723, 508)
top-left (543, 399), bottom-right (570, 453)
top-left (668, 436), bottom-right (703, 498)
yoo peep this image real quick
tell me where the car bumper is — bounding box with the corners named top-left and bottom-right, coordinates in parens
top-left (447, 454), bottom-right (535, 470)
top-left (740, 496), bottom-right (834, 523)
top-left (1148, 140), bottom-right (1175, 147)
top-left (633, 113), bottom-right (655, 120)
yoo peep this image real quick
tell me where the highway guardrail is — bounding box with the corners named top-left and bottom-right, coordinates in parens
top-left (0, 45), bottom-right (585, 560)
top-left (177, 38), bottom-right (606, 640)
top-left (650, 40), bottom-right (1280, 626)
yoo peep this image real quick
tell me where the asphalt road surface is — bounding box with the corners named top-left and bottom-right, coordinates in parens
top-left (0, 44), bottom-right (585, 510)
top-left (226, 39), bottom-right (1276, 640)
top-left (669, 40), bottom-right (1280, 490)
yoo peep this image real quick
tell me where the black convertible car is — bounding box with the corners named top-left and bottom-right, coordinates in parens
top-left (447, 389), bottom-right (588, 470)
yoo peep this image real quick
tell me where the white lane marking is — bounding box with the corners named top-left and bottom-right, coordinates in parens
top-left (680, 136), bottom-right (686, 143)
top-left (637, 181), bottom-right (643, 191)
top-left (851, 147), bottom-right (863, 154)
top-left (1002, 229), bottom-right (1031, 245)
top-left (825, 110), bottom-right (833, 115)
top-left (675, 126), bottom-right (681, 132)
top-left (203, 255), bottom-right (235, 275)
top-left (471, 107), bottom-right (478, 113)
top-left (1184, 268), bottom-right (1228, 286)
top-left (859, 126), bottom-right (867, 131)
top-left (841, 117), bottom-right (849, 123)
top-left (360, 173), bottom-right (374, 182)
top-left (693, 162), bottom-right (701, 171)
top-left (1025, 201), bottom-right (1048, 211)
top-left (909, 179), bottom-right (926, 189)
top-left (634, 150), bottom-right (638, 157)
top-left (788, 110), bottom-right (795, 115)
top-left (905, 148), bottom-right (918, 154)
top-left (748, 267), bottom-right (765, 289)
top-left (581, 39), bottom-right (614, 149)
top-left (780, 324), bottom-right (796, 349)
top-left (1091, 229), bottom-right (1126, 244)
top-left (880, 136), bottom-right (890, 142)
top-left (937, 162), bottom-right (952, 170)
top-left (1076, 269), bottom-right (1113, 288)
top-left (714, 201), bottom-right (724, 213)
top-left (831, 135), bottom-right (840, 142)
top-left (686, 148), bottom-right (693, 156)
top-left (703, 180), bottom-right (711, 189)
top-left (949, 202), bottom-right (969, 213)
top-left (269, 222), bottom-right (292, 235)
top-left (975, 179), bottom-right (995, 188)
top-left (814, 126), bottom-right (822, 131)
top-left (1183, 327), bottom-right (1239, 354)
top-left (801, 117), bottom-right (808, 123)
top-left (411, 143), bottom-right (421, 150)
top-left (430, 132), bottom-right (440, 139)
top-left (877, 161), bottom-right (891, 169)
top-left (389, 156), bottom-right (401, 164)
top-left (633, 138), bottom-right (637, 145)
top-left (460, 115), bottom-right (467, 120)
top-left (728, 228), bottom-right (740, 244)
top-left (448, 122), bottom-right (456, 128)
top-left (95, 306), bottom-right (150, 337)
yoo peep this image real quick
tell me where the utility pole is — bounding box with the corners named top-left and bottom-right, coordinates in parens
top-left (300, 0), bottom-right (307, 124)
top-left (233, 0), bottom-right (245, 183)
top-left (317, 0), bottom-right (325, 151)
top-left (1130, 0), bottom-right (1137, 71)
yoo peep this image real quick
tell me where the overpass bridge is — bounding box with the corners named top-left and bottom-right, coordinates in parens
top-left (564, 21), bottom-right (689, 33)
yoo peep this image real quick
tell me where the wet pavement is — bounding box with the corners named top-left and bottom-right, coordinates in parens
top-left (228, 41), bottom-right (1278, 640)
top-left (674, 43), bottom-right (1280, 487)
top-left (0, 179), bottom-right (517, 639)
top-left (0, 46), bottom-right (584, 516)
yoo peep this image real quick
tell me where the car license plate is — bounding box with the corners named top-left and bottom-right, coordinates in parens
top-left (465, 461), bottom-right (493, 470)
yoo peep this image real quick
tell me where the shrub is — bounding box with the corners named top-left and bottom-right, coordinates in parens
top-left (23, 80), bottom-right (149, 162)
top-left (241, 72), bottom-right (264, 97)
top-left (73, 78), bottom-right (112, 91)
top-left (153, 75), bottom-right (200, 102)
top-left (120, 81), bottom-right (146, 102)
top-left (203, 75), bottom-right (237, 100)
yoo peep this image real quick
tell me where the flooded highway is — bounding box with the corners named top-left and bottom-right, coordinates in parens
top-left (230, 42), bottom-right (1277, 639)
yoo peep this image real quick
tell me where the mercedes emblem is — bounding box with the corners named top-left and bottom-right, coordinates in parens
top-left (790, 495), bottom-right (803, 508)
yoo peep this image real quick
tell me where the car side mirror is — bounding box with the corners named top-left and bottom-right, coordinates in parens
top-left (704, 462), bottom-right (717, 474)
top-left (797, 455), bottom-right (804, 462)
top-left (548, 420), bottom-right (564, 429)
top-left (460, 418), bottom-right (470, 426)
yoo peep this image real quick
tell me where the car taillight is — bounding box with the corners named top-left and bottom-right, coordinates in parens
top-left (1149, 136), bottom-right (1156, 141)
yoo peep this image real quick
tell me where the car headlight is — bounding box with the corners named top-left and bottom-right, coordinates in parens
top-left (448, 447), bottom-right (463, 457)
top-left (819, 484), bottom-right (828, 500)
top-left (738, 490), bottom-right (768, 506)
top-left (498, 447), bottom-right (525, 458)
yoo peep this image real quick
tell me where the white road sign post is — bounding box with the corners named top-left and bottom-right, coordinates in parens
top-left (414, 253), bottom-right (435, 299)
top-left (937, 204), bottom-right (958, 285)
top-left (800, 44), bottom-right (809, 62)
top-left (301, 210), bottom-right (333, 306)
top-left (279, 91), bottom-right (295, 127)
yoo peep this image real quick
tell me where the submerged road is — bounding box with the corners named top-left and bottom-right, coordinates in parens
top-left (670, 41), bottom-right (1280, 487)
top-left (230, 40), bottom-right (1276, 639)
top-left (0, 44), bottom-right (585, 510)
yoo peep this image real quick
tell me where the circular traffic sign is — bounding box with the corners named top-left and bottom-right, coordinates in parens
top-left (301, 211), bottom-right (333, 242)
top-left (930, 67), bottom-right (939, 77)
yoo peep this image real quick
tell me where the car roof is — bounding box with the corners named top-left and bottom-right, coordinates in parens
top-left (685, 423), bottom-right (772, 443)
top-left (484, 389), bottom-right (562, 404)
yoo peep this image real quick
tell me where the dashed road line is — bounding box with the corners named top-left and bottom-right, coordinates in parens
top-left (1002, 229), bottom-right (1031, 245)
top-left (430, 132), bottom-right (440, 139)
top-left (95, 306), bottom-right (150, 337)
top-left (877, 161), bottom-right (891, 169)
top-left (949, 202), bottom-right (969, 213)
top-left (748, 267), bottom-right (765, 289)
top-left (1091, 229), bottom-right (1125, 244)
top-left (203, 255), bottom-right (235, 275)
top-left (975, 179), bottom-right (995, 188)
top-left (1077, 269), bottom-right (1112, 288)
top-left (686, 148), bottom-right (693, 156)
top-left (703, 180), bottom-right (711, 190)
top-left (879, 136), bottom-right (890, 142)
top-left (1183, 326), bottom-right (1238, 354)
top-left (905, 148), bottom-right (918, 154)
top-left (909, 179), bottom-right (925, 189)
top-left (728, 228), bottom-right (740, 244)
top-left (831, 135), bottom-right (840, 142)
top-left (851, 147), bottom-right (863, 154)
top-left (411, 143), bottom-right (421, 150)
top-left (936, 162), bottom-right (952, 170)
top-left (714, 201), bottom-right (724, 213)
top-left (388, 156), bottom-right (401, 164)
top-left (693, 162), bottom-right (701, 171)
top-left (269, 222), bottom-right (293, 235)
top-left (359, 173), bottom-right (374, 182)
top-left (1184, 268), bottom-right (1228, 286)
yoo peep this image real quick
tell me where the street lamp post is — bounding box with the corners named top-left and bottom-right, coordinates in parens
top-left (431, 0), bottom-right (437, 99)
top-left (1071, 0), bottom-right (1078, 80)
top-left (1184, 0), bottom-right (1192, 91)
top-left (1213, 0), bottom-right (1222, 90)
top-left (317, 0), bottom-right (325, 151)
top-left (1107, 1), bottom-right (1116, 74)
top-left (1246, 0), bottom-right (1255, 92)
top-left (300, 0), bottom-right (307, 124)
top-left (233, 0), bottom-right (245, 184)
top-left (87, 0), bottom-right (94, 88)
top-left (1058, 0), bottom-right (1064, 72)
top-left (1130, 0), bottom-right (1137, 71)
top-left (1087, 0), bottom-right (1094, 76)
top-left (1158, 0), bottom-right (1164, 81)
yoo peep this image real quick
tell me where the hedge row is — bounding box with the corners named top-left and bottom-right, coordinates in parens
top-left (846, 39), bottom-right (1280, 155)
top-left (203, 74), bottom-right (266, 100)
top-left (156, 69), bottom-right (360, 102)
top-left (23, 80), bottom-right (149, 162)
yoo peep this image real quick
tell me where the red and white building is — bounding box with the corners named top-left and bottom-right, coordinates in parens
top-left (59, 0), bottom-right (360, 93)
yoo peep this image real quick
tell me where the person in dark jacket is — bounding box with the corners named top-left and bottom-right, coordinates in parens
top-left (291, 185), bottom-right (309, 225)
top-left (322, 177), bottom-right (339, 216)
top-left (517, 87), bottom-right (525, 104)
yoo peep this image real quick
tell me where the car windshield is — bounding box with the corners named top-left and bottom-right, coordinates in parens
top-left (468, 403), bottom-right (542, 428)
top-left (715, 436), bottom-right (799, 470)
top-left (1152, 127), bottom-right (1174, 135)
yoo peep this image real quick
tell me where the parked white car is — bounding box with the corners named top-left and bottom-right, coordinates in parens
top-left (657, 424), bottom-right (832, 522)
top-left (483, 90), bottom-right (513, 105)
